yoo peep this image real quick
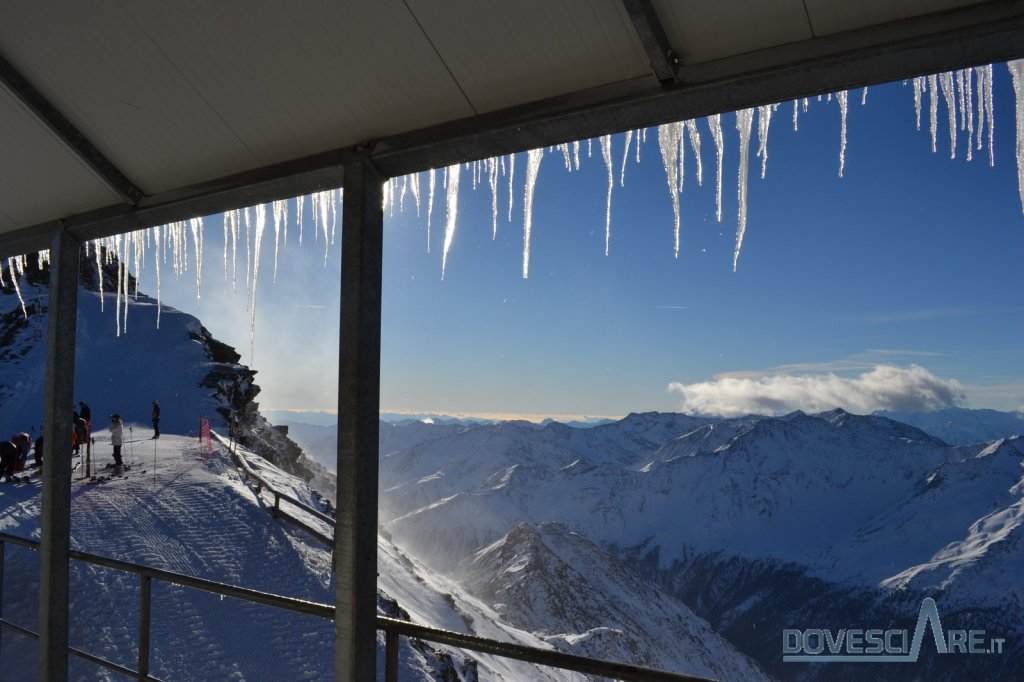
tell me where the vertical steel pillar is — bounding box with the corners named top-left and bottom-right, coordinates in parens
top-left (335, 157), bottom-right (383, 681)
top-left (39, 227), bottom-right (80, 682)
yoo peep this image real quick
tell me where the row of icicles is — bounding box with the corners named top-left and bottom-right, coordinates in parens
top-left (2, 62), bottom-right (1023, 358)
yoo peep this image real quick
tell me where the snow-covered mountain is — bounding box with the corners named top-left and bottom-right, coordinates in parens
top-left (0, 250), bottom-right (327, 487)
top-left (381, 409), bottom-right (1024, 680)
top-left (876, 406), bottom-right (1024, 445)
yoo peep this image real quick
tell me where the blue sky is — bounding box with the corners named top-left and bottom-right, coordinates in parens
top-left (133, 68), bottom-right (1024, 420)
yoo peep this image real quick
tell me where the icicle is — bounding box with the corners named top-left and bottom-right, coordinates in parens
top-left (734, 109), bottom-right (754, 271)
top-left (297, 194), bottom-right (305, 246)
top-left (861, 87), bottom-right (868, 106)
top-left (522, 148), bottom-right (543, 278)
top-left (600, 135), bottom-right (613, 255)
top-left (976, 66), bottom-right (986, 153)
top-left (272, 199), bottom-right (287, 282)
top-left (939, 72), bottom-right (957, 159)
top-left (411, 172), bottom-right (421, 217)
top-left (488, 157), bottom-right (499, 239)
top-left (399, 175), bottom-right (409, 212)
top-left (756, 104), bottom-right (773, 179)
top-left (250, 203), bottom-right (266, 361)
top-left (685, 120), bottom-right (703, 186)
top-left (636, 128), bottom-right (644, 163)
top-left (1008, 60), bottom-right (1024, 215)
top-left (620, 130), bottom-right (633, 187)
top-left (966, 68), bottom-right (974, 162)
top-left (793, 99), bottom-right (800, 131)
top-left (440, 164), bottom-right (461, 280)
top-left (587, 138), bottom-right (593, 157)
top-left (427, 168), bottom-right (436, 253)
top-left (96, 242), bottom-right (104, 311)
top-left (837, 90), bottom-right (849, 177)
top-left (189, 217), bottom-right (203, 301)
top-left (559, 143), bottom-right (572, 171)
top-left (6, 257), bottom-right (26, 317)
top-left (984, 64), bottom-right (995, 166)
top-left (507, 153), bottom-right (515, 223)
top-left (928, 74), bottom-right (939, 153)
top-left (243, 208), bottom-right (252, 301)
top-left (709, 114), bottom-right (724, 222)
top-left (658, 123), bottom-right (682, 258)
top-left (154, 224), bottom-right (161, 328)
top-left (957, 70), bottom-right (967, 132)
top-left (229, 210), bottom-right (240, 293)
top-left (572, 140), bottom-right (580, 171)
top-left (114, 235), bottom-right (122, 336)
top-left (802, 97), bottom-right (809, 113)
top-left (913, 77), bottom-right (924, 131)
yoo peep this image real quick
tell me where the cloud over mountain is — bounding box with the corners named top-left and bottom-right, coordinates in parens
top-left (668, 364), bottom-right (964, 417)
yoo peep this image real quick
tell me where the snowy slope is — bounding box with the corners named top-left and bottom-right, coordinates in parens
top-left (876, 407), bottom-right (1024, 445)
top-left (457, 523), bottom-right (768, 681)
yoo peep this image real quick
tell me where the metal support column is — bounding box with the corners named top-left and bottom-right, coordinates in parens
top-left (335, 158), bottom-right (384, 681)
top-left (39, 227), bottom-right (81, 682)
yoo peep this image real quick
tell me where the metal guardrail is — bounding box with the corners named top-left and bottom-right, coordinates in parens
top-left (0, 532), bottom-right (715, 681)
top-left (226, 441), bottom-right (335, 546)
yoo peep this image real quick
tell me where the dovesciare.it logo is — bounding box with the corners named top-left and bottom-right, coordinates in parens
top-left (783, 598), bottom-right (1005, 663)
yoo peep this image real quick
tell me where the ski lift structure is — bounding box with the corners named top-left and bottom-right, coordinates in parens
top-left (0, 2), bottom-right (1021, 681)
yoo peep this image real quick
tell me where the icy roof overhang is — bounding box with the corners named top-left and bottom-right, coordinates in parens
top-left (0, 0), bottom-right (1022, 258)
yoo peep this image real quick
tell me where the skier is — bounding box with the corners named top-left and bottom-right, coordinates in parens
top-left (151, 400), bottom-right (161, 439)
top-left (0, 438), bottom-right (18, 480)
top-left (79, 400), bottom-right (92, 436)
top-left (11, 433), bottom-right (31, 472)
top-left (33, 435), bottom-right (43, 468)
top-left (73, 416), bottom-right (87, 455)
top-left (110, 414), bottom-right (124, 467)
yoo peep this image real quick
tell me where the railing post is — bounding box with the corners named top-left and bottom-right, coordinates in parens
top-left (0, 538), bottom-right (5, 664)
top-left (385, 629), bottom-right (399, 682)
top-left (138, 574), bottom-right (151, 681)
top-left (336, 156), bottom-right (384, 682)
top-left (40, 227), bottom-right (80, 682)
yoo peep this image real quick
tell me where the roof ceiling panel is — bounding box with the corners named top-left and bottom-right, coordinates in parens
top-left (655, 0), bottom-right (813, 64)
top-left (0, 1), bottom-right (474, 196)
top-left (405, 0), bottom-right (653, 114)
top-left (804, 0), bottom-right (989, 37)
top-left (0, 88), bottom-right (121, 230)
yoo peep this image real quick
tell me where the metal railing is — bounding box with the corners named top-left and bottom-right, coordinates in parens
top-left (0, 532), bottom-right (714, 681)
top-left (227, 441), bottom-right (335, 546)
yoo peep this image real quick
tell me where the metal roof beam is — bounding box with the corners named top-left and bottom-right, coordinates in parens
top-left (0, 52), bottom-right (145, 206)
top-left (621, 0), bottom-right (679, 84)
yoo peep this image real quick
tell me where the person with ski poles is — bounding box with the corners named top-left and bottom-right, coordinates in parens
top-left (110, 414), bottom-right (124, 467)
top-left (151, 400), bottom-right (160, 439)
top-left (11, 433), bottom-right (31, 471)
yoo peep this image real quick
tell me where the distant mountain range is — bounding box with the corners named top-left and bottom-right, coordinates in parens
top-left (380, 409), bottom-right (1024, 680)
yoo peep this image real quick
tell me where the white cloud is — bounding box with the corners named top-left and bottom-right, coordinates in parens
top-left (668, 364), bottom-right (964, 417)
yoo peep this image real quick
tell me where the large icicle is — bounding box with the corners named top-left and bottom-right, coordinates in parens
top-left (837, 90), bottom-right (849, 177)
top-left (939, 72), bottom-right (957, 158)
top-left (658, 123), bottom-right (683, 258)
top-left (410, 172), bottom-right (422, 216)
top-left (153, 224), bottom-right (162, 328)
top-left (488, 157), bottom-right (499, 238)
top-left (756, 105), bottom-right (773, 179)
top-left (522, 148), bottom-right (544, 278)
top-left (965, 68), bottom-right (974, 161)
top-left (427, 168), bottom-right (436, 253)
top-left (734, 109), bottom-right (755, 271)
top-left (685, 120), bottom-right (703, 186)
top-left (272, 199), bottom-right (287, 282)
top-left (6, 257), bottom-right (26, 318)
top-left (440, 164), bottom-right (461, 280)
top-left (189, 217), bottom-right (203, 301)
top-left (620, 130), bottom-right (633, 187)
top-left (250, 203), bottom-right (266, 361)
top-left (507, 153), bottom-right (515, 223)
top-left (600, 135), bottom-right (614, 255)
top-left (913, 77), bottom-right (924, 130)
top-left (1008, 60), bottom-right (1024, 215)
top-left (929, 74), bottom-right (939, 153)
top-left (709, 114), bottom-right (724, 222)
top-left (984, 64), bottom-right (995, 166)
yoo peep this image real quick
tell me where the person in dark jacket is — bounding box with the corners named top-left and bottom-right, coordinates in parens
top-left (151, 400), bottom-right (161, 439)
top-left (0, 440), bottom-right (19, 479)
top-left (33, 435), bottom-right (43, 468)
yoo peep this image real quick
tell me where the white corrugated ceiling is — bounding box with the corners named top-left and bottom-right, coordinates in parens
top-left (0, 0), bottom-right (1018, 251)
